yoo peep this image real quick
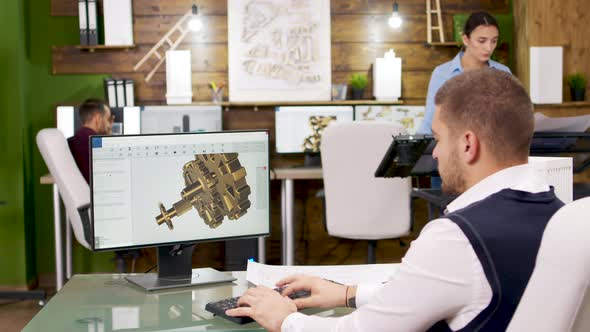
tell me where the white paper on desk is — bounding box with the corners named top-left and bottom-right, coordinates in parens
top-left (534, 112), bottom-right (590, 132)
top-left (246, 261), bottom-right (399, 287)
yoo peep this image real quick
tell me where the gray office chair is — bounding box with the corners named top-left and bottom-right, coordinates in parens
top-left (320, 122), bottom-right (411, 264)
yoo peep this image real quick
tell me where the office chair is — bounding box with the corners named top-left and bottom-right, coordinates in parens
top-left (37, 129), bottom-right (141, 274)
top-left (507, 197), bottom-right (590, 331)
top-left (320, 122), bottom-right (411, 264)
top-left (37, 128), bottom-right (93, 250)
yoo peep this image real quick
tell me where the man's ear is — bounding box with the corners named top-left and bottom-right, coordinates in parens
top-left (462, 131), bottom-right (480, 164)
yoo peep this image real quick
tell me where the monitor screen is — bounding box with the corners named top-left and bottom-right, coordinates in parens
top-left (57, 106), bottom-right (140, 137)
top-left (90, 131), bottom-right (270, 251)
top-left (140, 105), bottom-right (223, 134)
top-left (275, 106), bottom-right (354, 153)
top-left (57, 106), bottom-right (81, 139)
top-left (354, 105), bottom-right (426, 135)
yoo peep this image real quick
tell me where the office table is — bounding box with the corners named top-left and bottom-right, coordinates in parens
top-left (43, 167), bottom-right (323, 282)
top-left (40, 174), bottom-right (269, 291)
top-left (40, 174), bottom-right (70, 291)
top-left (22, 271), bottom-right (352, 332)
top-left (271, 167), bottom-right (323, 266)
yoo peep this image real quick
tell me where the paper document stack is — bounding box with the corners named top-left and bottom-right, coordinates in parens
top-left (246, 261), bottom-right (399, 288)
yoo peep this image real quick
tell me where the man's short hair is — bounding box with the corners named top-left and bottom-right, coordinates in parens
top-left (78, 98), bottom-right (107, 124)
top-left (434, 68), bottom-right (534, 162)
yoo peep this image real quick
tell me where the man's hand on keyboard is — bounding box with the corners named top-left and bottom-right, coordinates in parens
top-left (226, 286), bottom-right (297, 332)
top-left (276, 274), bottom-right (348, 309)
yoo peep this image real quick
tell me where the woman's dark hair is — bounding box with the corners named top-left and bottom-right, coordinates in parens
top-left (463, 12), bottom-right (499, 37)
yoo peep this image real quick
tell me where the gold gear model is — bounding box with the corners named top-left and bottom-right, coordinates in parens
top-left (302, 115), bottom-right (336, 152)
top-left (155, 153), bottom-right (251, 230)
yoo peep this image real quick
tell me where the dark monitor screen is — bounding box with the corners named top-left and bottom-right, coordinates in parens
top-left (90, 131), bottom-right (270, 252)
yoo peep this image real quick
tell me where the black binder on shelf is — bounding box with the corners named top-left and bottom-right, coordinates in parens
top-left (87, 0), bottom-right (98, 45)
top-left (375, 132), bottom-right (590, 179)
top-left (78, 0), bottom-right (88, 45)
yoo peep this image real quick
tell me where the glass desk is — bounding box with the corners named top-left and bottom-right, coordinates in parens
top-left (23, 271), bottom-right (353, 331)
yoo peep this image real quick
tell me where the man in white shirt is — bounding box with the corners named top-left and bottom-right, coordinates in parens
top-left (227, 68), bottom-right (564, 332)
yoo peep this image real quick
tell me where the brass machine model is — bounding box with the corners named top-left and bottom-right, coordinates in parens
top-left (302, 115), bottom-right (336, 152)
top-left (156, 153), bottom-right (251, 230)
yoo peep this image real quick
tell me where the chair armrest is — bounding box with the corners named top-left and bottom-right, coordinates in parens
top-left (78, 203), bottom-right (93, 248)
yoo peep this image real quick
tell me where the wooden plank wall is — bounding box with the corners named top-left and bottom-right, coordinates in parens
top-left (50, 0), bottom-right (512, 267)
top-left (51, 0), bottom-right (511, 106)
top-left (513, 0), bottom-right (590, 100)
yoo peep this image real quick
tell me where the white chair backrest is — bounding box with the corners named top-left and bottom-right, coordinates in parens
top-left (36, 128), bottom-right (91, 249)
top-left (321, 122), bottom-right (411, 240)
top-left (507, 197), bottom-right (590, 332)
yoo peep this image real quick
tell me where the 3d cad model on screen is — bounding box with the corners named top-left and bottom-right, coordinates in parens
top-left (155, 153), bottom-right (252, 230)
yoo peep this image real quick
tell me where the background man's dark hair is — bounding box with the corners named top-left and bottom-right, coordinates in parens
top-left (78, 98), bottom-right (107, 124)
top-left (435, 68), bottom-right (534, 163)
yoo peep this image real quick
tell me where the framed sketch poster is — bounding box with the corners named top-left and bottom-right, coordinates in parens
top-left (354, 105), bottom-right (426, 135)
top-left (228, 0), bottom-right (332, 102)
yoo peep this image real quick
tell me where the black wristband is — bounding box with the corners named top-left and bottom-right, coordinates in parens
top-left (347, 296), bottom-right (356, 309)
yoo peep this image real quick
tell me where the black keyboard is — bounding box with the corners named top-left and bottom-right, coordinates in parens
top-left (205, 287), bottom-right (311, 324)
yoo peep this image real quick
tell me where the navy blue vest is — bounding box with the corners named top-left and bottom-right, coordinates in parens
top-left (427, 188), bottom-right (564, 332)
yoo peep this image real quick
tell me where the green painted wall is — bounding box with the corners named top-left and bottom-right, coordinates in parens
top-left (26, 0), bottom-right (114, 278)
top-left (0, 0), bottom-right (29, 286)
top-left (0, 0), bottom-right (116, 286)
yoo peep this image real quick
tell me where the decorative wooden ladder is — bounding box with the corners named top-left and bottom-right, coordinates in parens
top-left (133, 10), bottom-right (193, 82)
top-left (426, 0), bottom-right (445, 43)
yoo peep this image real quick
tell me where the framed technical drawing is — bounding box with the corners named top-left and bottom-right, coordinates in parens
top-left (355, 105), bottom-right (426, 135)
top-left (227, 0), bottom-right (332, 102)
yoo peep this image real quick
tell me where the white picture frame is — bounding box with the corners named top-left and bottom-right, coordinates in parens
top-left (227, 0), bottom-right (332, 102)
top-left (354, 105), bottom-right (426, 135)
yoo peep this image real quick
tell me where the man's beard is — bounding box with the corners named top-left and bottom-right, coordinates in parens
top-left (440, 148), bottom-right (467, 195)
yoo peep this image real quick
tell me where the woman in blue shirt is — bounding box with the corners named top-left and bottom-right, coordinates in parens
top-left (418, 12), bottom-right (512, 134)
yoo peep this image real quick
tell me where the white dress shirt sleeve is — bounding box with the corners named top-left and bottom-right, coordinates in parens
top-left (281, 219), bottom-right (491, 332)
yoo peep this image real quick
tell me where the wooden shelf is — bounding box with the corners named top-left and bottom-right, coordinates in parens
top-left (183, 100), bottom-right (404, 111)
top-left (75, 45), bottom-right (136, 52)
top-left (427, 42), bottom-right (460, 47)
top-left (218, 100), bottom-right (402, 107)
top-left (534, 101), bottom-right (590, 108)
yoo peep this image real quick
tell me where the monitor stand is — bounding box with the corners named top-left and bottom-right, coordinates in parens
top-left (304, 152), bottom-right (322, 167)
top-left (125, 244), bottom-right (236, 291)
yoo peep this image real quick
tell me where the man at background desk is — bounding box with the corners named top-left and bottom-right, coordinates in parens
top-left (68, 98), bottom-right (113, 183)
top-left (227, 69), bottom-right (564, 331)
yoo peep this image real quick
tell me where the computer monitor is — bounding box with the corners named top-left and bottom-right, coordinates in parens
top-left (140, 105), bottom-right (223, 134)
top-left (354, 105), bottom-right (426, 135)
top-left (57, 106), bottom-right (140, 138)
top-left (111, 107), bottom-right (141, 135)
top-left (56, 106), bottom-right (81, 139)
top-left (275, 106), bottom-right (354, 159)
top-left (90, 130), bottom-right (270, 291)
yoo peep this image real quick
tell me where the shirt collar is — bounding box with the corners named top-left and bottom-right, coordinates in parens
top-left (446, 163), bottom-right (551, 213)
top-left (451, 51), bottom-right (498, 73)
top-left (450, 52), bottom-right (464, 73)
top-left (79, 126), bottom-right (98, 136)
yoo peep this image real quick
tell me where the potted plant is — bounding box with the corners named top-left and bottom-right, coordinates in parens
top-left (567, 72), bottom-right (587, 101)
top-left (349, 73), bottom-right (368, 100)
